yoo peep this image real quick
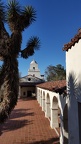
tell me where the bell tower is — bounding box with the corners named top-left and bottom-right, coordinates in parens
top-left (28, 60), bottom-right (44, 79)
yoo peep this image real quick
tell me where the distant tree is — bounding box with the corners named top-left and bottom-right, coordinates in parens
top-left (45, 64), bottom-right (66, 81)
top-left (0, 0), bottom-right (40, 123)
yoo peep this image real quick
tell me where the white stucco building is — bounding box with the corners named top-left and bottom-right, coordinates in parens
top-left (63, 28), bottom-right (81, 144)
top-left (19, 60), bottom-right (45, 98)
top-left (28, 60), bottom-right (44, 79)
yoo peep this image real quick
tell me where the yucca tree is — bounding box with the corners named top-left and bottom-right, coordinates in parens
top-left (0, 0), bottom-right (40, 123)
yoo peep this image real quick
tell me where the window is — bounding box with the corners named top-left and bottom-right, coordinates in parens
top-left (28, 78), bottom-right (31, 81)
top-left (33, 67), bottom-right (35, 70)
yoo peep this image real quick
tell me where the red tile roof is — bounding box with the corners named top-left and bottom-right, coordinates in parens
top-left (36, 80), bottom-right (66, 94)
top-left (63, 29), bottom-right (81, 51)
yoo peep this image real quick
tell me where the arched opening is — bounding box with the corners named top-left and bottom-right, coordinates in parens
top-left (51, 96), bottom-right (59, 128)
top-left (42, 91), bottom-right (45, 112)
top-left (38, 89), bottom-right (40, 104)
top-left (45, 93), bottom-right (50, 119)
top-left (63, 104), bottom-right (68, 144)
top-left (36, 88), bottom-right (39, 101)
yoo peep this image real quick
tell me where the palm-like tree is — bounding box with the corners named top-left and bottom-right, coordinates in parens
top-left (0, 0), bottom-right (40, 123)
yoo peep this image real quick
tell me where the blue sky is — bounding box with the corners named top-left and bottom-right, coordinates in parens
top-left (0, 0), bottom-right (81, 77)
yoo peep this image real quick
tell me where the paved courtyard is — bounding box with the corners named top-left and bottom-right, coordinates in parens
top-left (0, 97), bottom-right (59, 144)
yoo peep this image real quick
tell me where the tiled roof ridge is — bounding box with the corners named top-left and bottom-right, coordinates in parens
top-left (63, 28), bottom-right (81, 51)
top-left (37, 79), bottom-right (65, 85)
top-left (36, 80), bottom-right (66, 94)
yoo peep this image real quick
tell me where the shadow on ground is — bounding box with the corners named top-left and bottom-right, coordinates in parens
top-left (0, 108), bottom-right (34, 135)
top-left (10, 108), bottom-right (34, 119)
top-left (14, 137), bottom-right (59, 144)
top-left (31, 137), bottom-right (60, 144)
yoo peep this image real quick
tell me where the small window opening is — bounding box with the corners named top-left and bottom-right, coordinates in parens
top-left (33, 67), bottom-right (35, 70)
top-left (28, 78), bottom-right (31, 81)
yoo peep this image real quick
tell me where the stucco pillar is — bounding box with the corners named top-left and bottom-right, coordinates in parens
top-left (40, 96), bottom-right (42, 107)
top-left (36, 90), bottom-right (39, 102)
top-left (37, 93), bottom-right (40, 104)
top-left (50, 107), bottom-right (59, 128)
top-left (38, 95), bottom-right (40, 103)
top-left (42, 98), bottom-right (45, 112)
top-left (60, 114), bottom-right (64, 144)
top-left (45, 102), bottom-right (50, 119)
top-left (39, 95), bottom-right (41, 105)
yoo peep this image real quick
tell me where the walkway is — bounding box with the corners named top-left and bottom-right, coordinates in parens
top-left (0, 97), bottom-right (59, 144)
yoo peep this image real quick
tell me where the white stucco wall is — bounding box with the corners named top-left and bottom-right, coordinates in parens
top-left (66, 39), bottom-right (81, 144)
top-left (66, 39), bottom-right (81, 85)
top-left (20, 86), bottom-right (35, 98)
top-left (36, 87), bottom-right (66, 144)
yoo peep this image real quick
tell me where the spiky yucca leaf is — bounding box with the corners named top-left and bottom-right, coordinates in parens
top-left (7, 1), bottom-right (36, 32)
top-left (21, 37), bottom-right (40, 58)
top-left (7, 0), bottom-right (21, 16)
top-left (21, 6), bottom-right (36, 30)
top-left (6, 0), bottom-right (21, 31)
